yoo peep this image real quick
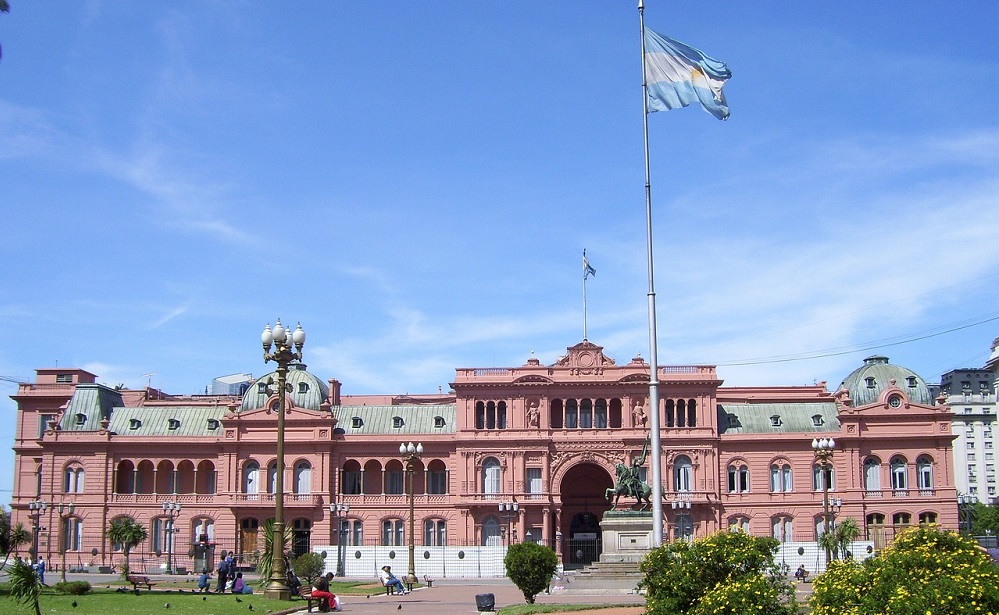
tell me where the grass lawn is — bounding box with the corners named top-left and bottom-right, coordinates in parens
top-left (0, 580), bottom-right (389, 615)
top-left (498, 605), bottom-right (641, 615)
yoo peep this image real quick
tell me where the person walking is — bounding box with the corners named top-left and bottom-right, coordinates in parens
top-left (34, 556), bottom-right (47, 585)
top-left (215, 556), bottom-right (230, 593)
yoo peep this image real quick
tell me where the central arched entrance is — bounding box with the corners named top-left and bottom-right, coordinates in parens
top-left (558, 462), bottom-right (613, 569)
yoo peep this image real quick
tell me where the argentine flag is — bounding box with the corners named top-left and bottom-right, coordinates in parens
top-left (643, 28), bottom-right (731, 120)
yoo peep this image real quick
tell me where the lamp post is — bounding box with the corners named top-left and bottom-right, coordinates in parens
top-left (498, 500), bottom-right (520, 545)
top-left (329, 502), bottom-right (350, 576)
top-left (399, 441), bottom-right (423, 586)
top-left (57, 502), bottom-right (75, 583)
top-left (671, 500), bottom-right (691, 541)
top-left (959, 494), bottom-right (979, 534)
top-left (161, 501), bottom-right (181, 574)
top-left (28, 499), bottom-right (48, 562)
top-left (813, 437), bottom-right (837, 564)
top-left (261, 319), bottom-right (306, 600)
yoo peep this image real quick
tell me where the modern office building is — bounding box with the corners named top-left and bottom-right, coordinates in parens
top-left (8, 339), bottom-right (959, 575)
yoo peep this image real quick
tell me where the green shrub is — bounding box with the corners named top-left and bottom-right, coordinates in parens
top-left (504, 541), bottom-right (558, 604)
top-left (53, 580), bottom-right (91, 595)
top-left (291, 552), bottom-right (327, 585)
top-left (810, 524), bottom-right (999, 615)
top-left (640, 531), bottom-right (797, 615)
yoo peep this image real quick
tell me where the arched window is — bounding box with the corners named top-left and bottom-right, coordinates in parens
top-left (863, 457), bottom-right (881, 491)
top-left (64, 466), bottom-right (85, 494)
top-left (482, 516), bottom-right (502, 546)
top-left (770, 463), bottom-right (792, 492)
top-left (294, 462), bottom-right (311, 494)
top-left (728, 516), bottom-right (750, 533)
top-left (890, 456), bottom-right (908, 491)
top-left (192, 518), bottom-right (215, 543)
top-left (475, 401), bottom-right (485, 429)
top-left (268, 462), bottom-right (278, 494)
top-left (676, 400), bottom-right (686, 428)
top-left (63, 517), bottom-right (83, 551)
top-left (771, 515), bottom-right (793, 541)
top-left (665, 400), bottom-right (675, 428)
top-left (919, 511), bottom-right (937, 524)
top-left (687, 399), bottom-right (697, 427)
top-left (482, 457), bottom-right (501, 494)
top-left (673, 455), bottom-right (692, 492)
top-left (916, 456), bottom-right (933, 490)
top-left (565, 400), bottom-right (578, 429)
top-left (579, 399), bottom-right (593, 429)
top-left (813, 464), bottom-right (835, 491)
top-left (423, 519), bottom-right (447, 546)
top-left (381, 519), bottom-right (404, 546)
top-left (594, 399), bottom-right (608, 428)
top-left (892, 512), bottom-right (911, 527)
top-left (728, 464), bottom-right (749, 493)
top-left (115, 460), bottom-right (135, 494)
top-left (427, 459), bottom-right (448, 495)
top-left (550, 399), bottom-right (564, 429)
top-left (385, 460), bottom-right (404, 495)
top-left (341, 460), bottom-right (362, 495)
top-left (244, 462), bottom-right (260, 495)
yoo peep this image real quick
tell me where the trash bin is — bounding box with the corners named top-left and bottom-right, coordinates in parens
top-left (475, 593), bottom-right (495, 612)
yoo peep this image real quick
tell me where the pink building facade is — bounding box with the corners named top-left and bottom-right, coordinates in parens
top-left (9, 340), bottom-right (957, 574)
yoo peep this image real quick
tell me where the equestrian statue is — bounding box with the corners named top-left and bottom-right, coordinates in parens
top-left (604, 436), bottom-right (659, 510)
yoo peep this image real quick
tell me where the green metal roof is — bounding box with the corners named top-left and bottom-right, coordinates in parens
top-left (333, 404), bottom-right (456, 435)
top-left (718, 402), bottom-right (839, 434)
top-left (839, 355), bottom-right (933, 406)
top-left (60, 384), bottom-right (123, 431)
top-left (239, 363), bottom-right (330, 412)
top-left (108, 406), bottom-right (228, 437)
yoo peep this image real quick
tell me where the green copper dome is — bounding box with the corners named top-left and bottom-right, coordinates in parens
top-left (839, 355), bottom-right (933, 407)
top-left (239, 363), bottom-right (330, 412)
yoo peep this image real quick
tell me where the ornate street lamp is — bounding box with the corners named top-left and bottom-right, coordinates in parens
top-left (959, 494), bottom-right (979, 534)
top-left (813, 437), bottom-right (837, 564)
top-left (329, 502), bottom-right (350, 576)
top-left (28, 500), bottom-right (48, 562)
top-left (161, 501), bottom-right (181, 574)
top-left (399, 441), bottom-right (423, 586)
top-left (261, 319), bottom-right (305, 600)
top-left (498, 500), bottom-right (520, 545)
top-left (57, 502), bottom-right (75, 583)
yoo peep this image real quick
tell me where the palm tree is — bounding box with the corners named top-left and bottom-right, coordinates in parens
top-left (833, 517), bottom-right (861, 560)
top-left (1, 506), bottom-right (31, 568)
top-left (106, 516), bottom-right (148, 578)
top-left (6, 558), bottom-right (42, 615)
top-left (256, 519), bottom-right (293, 587)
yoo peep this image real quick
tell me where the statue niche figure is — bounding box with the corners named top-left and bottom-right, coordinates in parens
top-left (605, 437), bottom-right (655, 510)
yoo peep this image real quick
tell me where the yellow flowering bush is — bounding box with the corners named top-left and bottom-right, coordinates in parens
top-left (640, 531), bottom-right (797, 615)
top-left (810, 525), bottom-right (999, 615)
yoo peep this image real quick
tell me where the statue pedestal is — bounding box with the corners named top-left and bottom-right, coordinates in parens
top-left (599, 510), bottom-right (653, 564)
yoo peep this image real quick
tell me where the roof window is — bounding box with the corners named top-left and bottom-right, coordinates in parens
top-left (393, 416), bottom-right (405, 428)
top-left (56, 374), bottom-right (73, 383)
top-left (298, 382), bottom-right (309, 394)
top-left (257, 382), bottom-right (268, 394)
top-left (865, 377), bottom-right (876, 389)
top-left (811, 414), bottom-right (824, 427)
top-left (727, 414), bottom-right (740, 428)
top-left (168, 419), bottom-right (181, 430)
top-left (129, 419), bottom-right (142, 430)
top-left (906, 376), bottom-right (917, 388)
top-left (769, 415), bottom-right (782, 428)
top-left (434, 416), bottom-right (446, 429)
top-left (351, 416), bottom-right (363, 429)
top-left (207, 419), bottom-right (220, 430)
top-left (75, 413), bottom-right (87, 426)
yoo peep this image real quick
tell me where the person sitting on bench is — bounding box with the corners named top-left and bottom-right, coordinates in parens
top-left (794, 565), bottom-right (809, 582)
top-left (379, 566), bottom-right (409, 595)
top-left (311, 573), bottom-right (340, 611)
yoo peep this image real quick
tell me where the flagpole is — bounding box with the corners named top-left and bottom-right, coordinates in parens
top-left (638, 0), bottom-right (664, 547)
top-left (582, 250), bottom-right (589, 340)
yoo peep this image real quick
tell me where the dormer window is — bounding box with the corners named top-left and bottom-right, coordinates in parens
top-left (906, 376), bottom-right (917, 388)
top-left (257, 382), bottom-right (268, 394)
top-left (393, 416), bottom-right (405, 428)
top-left (769, 415), bottom-right (782, 428)
top-left (207, 419), bottom-right (220, 430)
top-left (351, 417), bottom-right (363, 429)
top-left (75, 413), bottom-right (87, 426)
top-left (56, 373), bottom-right (73, 383)
top-left (726, 413), bottom-right (740, 428)
top-left (811, 414), bottom-right (824, 427)
top-left (434, 416), bottom-right (446, 429)
top-left (168, 419), bottom-right (181, 430)
top-left (129, 419), bottom-right (142, 430)
top-left (298, 382), bottom-right (309, 394)
top-left (865, 377), bottom-right (876, 389)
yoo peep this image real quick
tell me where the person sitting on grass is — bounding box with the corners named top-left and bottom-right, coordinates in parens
top-left (232, 572), bottom-right (252, 594)
top-left (379, 565), bottom-right (409, 595)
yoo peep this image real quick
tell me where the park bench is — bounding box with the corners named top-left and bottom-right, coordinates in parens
top-left (423, 574), bottom-right (434, 588)
top-left (126, 574), bottom-right (157, 592)
top-left (384, 578), bottom-right (414, 595)
top-left (297, 585), bottom-right (325, 612)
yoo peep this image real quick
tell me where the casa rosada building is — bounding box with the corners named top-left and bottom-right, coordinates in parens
top-left (9, 340), bottom-right (958, 574)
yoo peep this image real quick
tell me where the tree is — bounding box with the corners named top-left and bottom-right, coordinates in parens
top-left (503, 541), bottom-right (558, 604)
top-left (972, 500), bottom-right (999, 536)
top-left (810, 524), bottom-right (999, 615)
top-left (0, 506), bottom-right (31, 568)
top-left (818, 517), bottom-right (862, 561)
top-left (106, 516), bottom-right (147, 578)
top-left (5, 557), bottom-right (42, 615)
top-left (256, 519), bottom-right (293, 586)
top-left (640, 531), bottom-right (797, 615)
top-left (291, 552), bottom-right (326, 586)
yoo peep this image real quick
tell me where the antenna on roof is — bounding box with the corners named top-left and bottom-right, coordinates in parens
top-left (141, 373), bottom-right (157, 388)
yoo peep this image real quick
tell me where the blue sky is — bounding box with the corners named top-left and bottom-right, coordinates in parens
top-left (2, 2), bottom-right (998, 506)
